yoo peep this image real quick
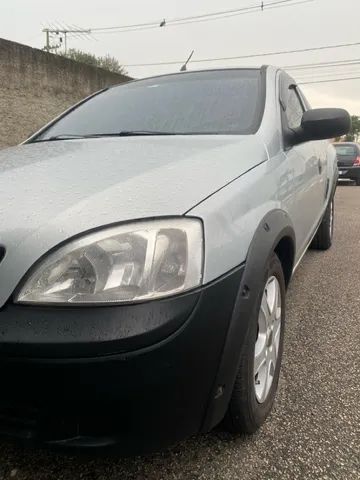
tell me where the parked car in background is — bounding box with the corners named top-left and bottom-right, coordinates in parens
top-left (0, 66), bottom-right (350, 454)
top-left (334, 142), bottom-right (360, 185)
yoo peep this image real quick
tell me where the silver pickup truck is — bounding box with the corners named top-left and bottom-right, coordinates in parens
top-left (0, 66), bottom-right (350, 453)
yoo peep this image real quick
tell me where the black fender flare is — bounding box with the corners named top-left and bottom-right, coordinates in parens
top-left (201, 209), bottom-right (296, 431)
top-left (331, 168), bottom-right (338, 199)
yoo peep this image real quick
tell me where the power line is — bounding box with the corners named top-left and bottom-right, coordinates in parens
top-left (161, 0), bottom-right (312, 28)
top-left (91, 0), bottom-right (312, 34)
top-left (67, 23), bottom-right (94, 40)
top-left (285, 58), bottom-right (360, 70)
top-left (299, 76), bottom-right (360, 85)
top-left (292, 65), bottom-right (360, 75)
top-left (290, 64), bottom-right (360, 79)
top-left (295, 64), bottom-right (360, 74)
top-left (124, 40), bottom-right (360, 67)
top-left (92, 0), bottom-right (303, 30)
top-left (92, 0), bottom-right (266, 30)
top-left (295, 69), bottom-right (360, 80)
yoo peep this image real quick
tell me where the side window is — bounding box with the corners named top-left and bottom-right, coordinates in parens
top-left (286, 88), bottom-right (305, 130)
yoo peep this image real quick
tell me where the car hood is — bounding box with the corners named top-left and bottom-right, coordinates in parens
top-left (0, 135), bottom-right (266, 306)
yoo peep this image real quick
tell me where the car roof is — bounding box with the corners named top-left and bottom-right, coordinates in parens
top-left (108, 65), bottom-right (277, 90)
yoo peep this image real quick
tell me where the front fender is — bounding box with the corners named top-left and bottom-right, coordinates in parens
top-left (202, 209), bottom-right (295, 431)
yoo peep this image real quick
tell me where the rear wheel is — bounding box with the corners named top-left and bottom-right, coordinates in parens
top-left (311, 198), bottom-right (334, 250)
top-left (223, 253), bottom-right (285, 434)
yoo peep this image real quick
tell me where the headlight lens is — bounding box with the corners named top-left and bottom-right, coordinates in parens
top-left (16, 218), bottom-right (203, 305)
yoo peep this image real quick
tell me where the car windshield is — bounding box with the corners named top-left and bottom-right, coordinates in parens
top-left (334, 144), bottom-right (357, 155)
top-left (34, 69), bottom-right (264, 141)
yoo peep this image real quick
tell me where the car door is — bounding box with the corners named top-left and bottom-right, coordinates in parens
top-left (279, 74), bottom-right (326, 255)
top-left (298, 85), bottom-right (329, 205)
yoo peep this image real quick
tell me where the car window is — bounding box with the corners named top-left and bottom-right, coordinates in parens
top-left (286, 88), bottom-right (305, 130)
top-left (35, 69), bottom-right (264, 139)
top-left (334, 145), bottom-right (357, 155)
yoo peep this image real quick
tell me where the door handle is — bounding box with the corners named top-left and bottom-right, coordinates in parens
top-left (318, 158), bottom-right (322, 174)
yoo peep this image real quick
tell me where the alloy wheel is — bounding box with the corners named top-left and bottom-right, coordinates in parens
top-left (254, 276), bottom-right (282, 404)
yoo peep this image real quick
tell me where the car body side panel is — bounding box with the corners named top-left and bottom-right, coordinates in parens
top-left (276, 70), bottom-right (327, 259)
top-left (281, 141), bottom-right (323, 257)
top-left (268, 69), bottom-right (330, 263)
top-left (190, 67), bottom-right (333, 282)
top-left (258, 68), bottom-right (323, 260)
top-left (188, 68), bottom-right (286, 282)
top-left (189, 160), bottom-right (279, 283)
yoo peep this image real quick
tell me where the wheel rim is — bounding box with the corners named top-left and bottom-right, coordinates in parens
top-left (254, 276), bottom-right (282, 404)
top-left (329, 200), bottom-right (334, 238)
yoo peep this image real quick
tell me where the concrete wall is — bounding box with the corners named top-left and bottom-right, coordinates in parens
top-left (0, 38), bottom-right (130, 148)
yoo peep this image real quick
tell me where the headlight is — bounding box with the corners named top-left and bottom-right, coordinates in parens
top-left (16, 218), bottom-right (203, 305)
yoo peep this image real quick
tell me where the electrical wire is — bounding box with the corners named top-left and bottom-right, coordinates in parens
top-left (285, 58), bottom-right (360, 70)
top-left (299, 76), bottom-right (360, 85)
top-left (91, 0), bottom-right (300, 30)
top-left (91, 0), bottom-right (312, 34)
top-left (295, 69), bottom-right (360, 80)
top-left (282, 59), bottom-right (360, 73)
top-left (162, 0), bottom-right (312, 28)
top-left (288, 63), bottom-right (360, 79)
top-left (124, 41), bottom-right (360, 67)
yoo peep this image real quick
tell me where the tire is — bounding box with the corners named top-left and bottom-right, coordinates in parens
top-left (310, 198), bottom-right (334, 250)
top-left (223, 253), bottom-right (286, 434)
top-left (355, 178), bottom-right (360, 186)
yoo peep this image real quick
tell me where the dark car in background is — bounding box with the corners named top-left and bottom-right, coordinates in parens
top-left (334, 142), bottom-right (360, 185)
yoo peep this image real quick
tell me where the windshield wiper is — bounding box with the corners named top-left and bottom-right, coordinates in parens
top-left (32, 131), bottom-right (180, 142)
top-left (104, 131), bottom-right (177, 136)
top-left (32, 134), bottom-right (88, 143)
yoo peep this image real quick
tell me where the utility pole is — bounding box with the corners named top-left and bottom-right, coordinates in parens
top-left (42, 27), bottom-right (91, 53)
top-left (45, 29), bottom-right (50, 51)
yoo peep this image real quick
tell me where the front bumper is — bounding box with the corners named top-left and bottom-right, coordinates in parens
top-left (0, 266), bottom-right (244, 453)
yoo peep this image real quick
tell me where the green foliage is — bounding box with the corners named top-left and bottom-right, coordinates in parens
top-left (344, 115), bottom-right (360, 142)
top-left (335, 115), bottom-right (360, 142)
top-left (60, 48), bottom-right (127, 75)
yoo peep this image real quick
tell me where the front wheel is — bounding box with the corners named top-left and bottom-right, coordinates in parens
top-left (310, 198), bottom-right (334, 250)
top-left (223, 253), bottom-right (285, 434)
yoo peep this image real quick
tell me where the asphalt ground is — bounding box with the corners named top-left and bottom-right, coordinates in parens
top-left (0, 184), bottom-right (359, 480)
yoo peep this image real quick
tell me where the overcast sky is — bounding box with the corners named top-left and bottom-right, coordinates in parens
top-left (1, 0), bottom-right (360, 114)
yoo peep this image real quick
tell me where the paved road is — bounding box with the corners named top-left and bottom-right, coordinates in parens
top-left (0, 186), bottom-right (359, 480)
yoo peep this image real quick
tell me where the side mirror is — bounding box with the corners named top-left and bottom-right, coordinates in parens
top-left (289, 108), bottom-right (351, 146)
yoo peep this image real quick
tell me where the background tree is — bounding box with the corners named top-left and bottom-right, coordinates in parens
top-left (60, 48), bottom-right (127, 75)
top-left (344, 115), bottom-right (360, 142)
top-left (334, 115), bottom-right (360, 142)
